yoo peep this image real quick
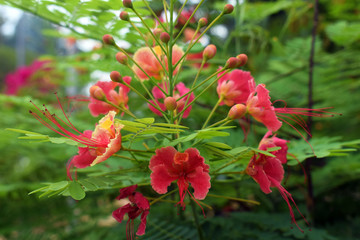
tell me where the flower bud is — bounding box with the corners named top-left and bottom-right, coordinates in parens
top-left (123, 0), bottom-right (133, 8)
top-left (119, 11), bottom-right (129, 21)
top-left (203, 44), bottom-right (217, 60)
top-left (102, 34), bottom-right (115, 46)
top-left (116, 52), bottom-right (128, 65)
top-left (153, 28), bottom-right (162, 38)
top-left (160, 32), bottom-right (170, 44)
top-left (223, 4), bottom-right (234, 14)
top-left (225, 57), bottom-right (240, 69)
top-left (164, 97), bottom-right (177, 111)
top-left (110, 71), bottom-right (122, 83)
top-left (228, 104), bottom-right (247, 120)
top-left (198, 17), bottom-right (208, 27)
top-left (236, 54), bottom-right (248, 67)
top-left (90, 85), bottom-right (106, 101)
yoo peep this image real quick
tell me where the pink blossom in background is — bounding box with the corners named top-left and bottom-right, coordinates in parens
top-left (133, 45), bottom-right (183, 80)
top-left (217, 70), bottom-right (255, 106)
top-left (149, 146), bottom-right (211, 208)
top-left (88, 77), bottom-right (131, 117)
top-left (112, 185), bottom-right (150, 239)
top-left (148, 82), bottom-right (195, 118)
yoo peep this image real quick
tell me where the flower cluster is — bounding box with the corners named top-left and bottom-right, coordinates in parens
top-left (24, 0), bottom-right (341, 239)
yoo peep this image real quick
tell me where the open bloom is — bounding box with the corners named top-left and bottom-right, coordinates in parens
top-left (112, 185), bottom-right (150, 239)
top-left (245, 83), bottom-right (335, 134)
top-left (30, 99), bottom-right (122, 173)
top-left (88, 77), bottom-right (131, 117)
top-left (133, 45), bottom-right (183, 80)
top-left (149, 146), bottom-right (211, 208)
top-left (246, 132), bottom-right (308, 231)
top-left (148, 82), bottom-right (195, 118)
top-left (217, 70), bottom-right (255, 106)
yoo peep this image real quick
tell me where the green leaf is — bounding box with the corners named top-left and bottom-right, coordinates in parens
top-left (135, 118), bottom-right (155, 124)
top-left (48, 181), bottom-right (69, 191)
top-left (326, 21), bottom-right (360, 46)
top-left (205, 142), bottom-right (232, 150)
top-left (68, 181), bottom-right (86, 200)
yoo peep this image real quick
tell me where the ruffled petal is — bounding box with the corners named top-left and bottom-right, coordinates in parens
top-left (112, 203), bottom-right (133, 223)
top-left (136, 210), bottom-right (149, 236)
top-left (72, 147), bottom-right (96, 168)
top-left (187, 166), bottom-right (211, 200)
top-left (251, 165), bottom-right (272, 194)
top-left (117, 185), bottom-right (138, 200)
top-left (149, 146), bottom-right (177, 170)
top-left (150, 165), bottom-right (177, 194)
top-left (263, 157), bottom-right (284, 185)
top-left (133, 192), bottom-right (150, 210)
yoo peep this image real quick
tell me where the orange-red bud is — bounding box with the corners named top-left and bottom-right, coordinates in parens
top-left (160, 32), bottom-right (170, 44)
top-left (90, 86), bottom-right (106, 101)
top-left (223, 4), bottom-right (234, 14)
top-left (110, 71), bottom-right (122, 82)
top-left (164, 97), bottom-right (177, 111)
top-left (116, 52), bottom-right (128, 65)
top-left (153, 28), bottom-right (162, 38)
top-left (228, 104), bottom-right (247, 119)
top-left (225, 57), bottom-right (240, 69)
top-left (123, 0), bottom-right (133, 8)
top-left (198, 17), bottom-right (208, 27)
top-left (203, 44), bottom-right (217, 60)
top-left (119, 11), bottom-right (129, 21)
top-left (236, 54), bottom-right (248, 67)
top-left (102, 34), bottom-right (115, 46)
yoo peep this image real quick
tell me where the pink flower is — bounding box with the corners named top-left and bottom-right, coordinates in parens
top-left (148, 82), bottom-right (195, 118)
top-left (245, 83), bottom-right (336, 135)
top-left (5, 59), bottom-right (52, 95)
top-left (88, 77), bottom-right (131, 117)
top-left (149, 146), bottom-right (211, 208)
top-left (30, 99), bottom-right (123, 173)
top-left (133, 45), bottom-right (183, 80)
top-left (217, 70), bottom-right (255, 106)
top-left (246, 132), bottom-right (308, 231)
top-left (112, 185), bottom-right (150, 239)
top-left (70, 111), bottom-right (123, 169)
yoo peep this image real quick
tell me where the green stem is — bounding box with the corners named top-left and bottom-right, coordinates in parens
top-left (128, 20), bottom-right (169, 78)
top-left (131, 8), bottom-right (168, 54)
top-left (174, 11), bottom-right (226, 69)
top-left (190, 200), bottom-right (205, 240)
top-left (150, 189), bottom-right (178, 206)
top-left (174, 0), bottom-right (189, 24)
top-left (104, 100), bottom-right (136, 118)
top-left (207, 118), bottom-right (229, 128)
top-left (202, 97), bottom-right (223, 129)
top-left (142, 0), bottom-right (168, 32)
top-left (173, 0), bottom-right (205, 43)
top-left (168, 0), bottom-right (175, 95)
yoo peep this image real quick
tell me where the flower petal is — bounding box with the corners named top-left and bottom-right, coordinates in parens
top-left (150, 165), bottom-right (177, 194)
top-left (187, 166), bottom-right (211, 200)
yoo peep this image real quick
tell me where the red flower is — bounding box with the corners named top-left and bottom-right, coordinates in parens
top-left (112, 185), bottom-right (150, 239)
top-left (217, 70), bottom-right (255, 106)
top-left (148, 82), bottom-right (195, 118)
top-left (245, 83), bottom-right (335, 134)
top-left (246, 132), bottom-right (308, 231)
top-left (88, 77), bottom-right (131, 117)
top-left (149, 146), bottom-right (211, 208)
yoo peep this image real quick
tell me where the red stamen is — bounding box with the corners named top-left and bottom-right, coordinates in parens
top-left (187, 189), bottom-right (206, 218)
